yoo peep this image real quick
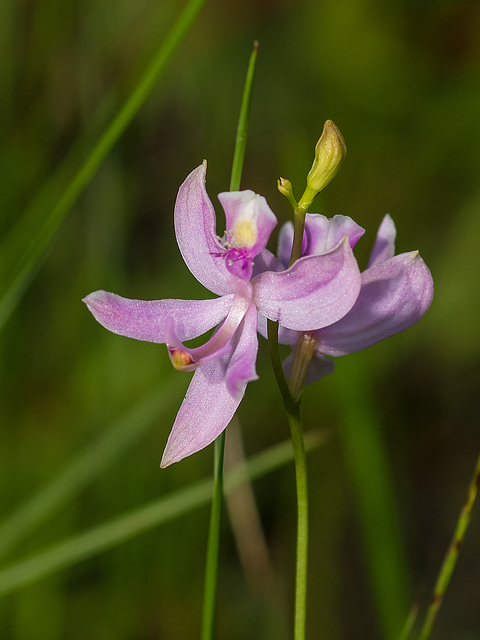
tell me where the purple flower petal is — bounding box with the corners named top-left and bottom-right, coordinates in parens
top-left (164, 290), bottom-right (252, 369)
top-left (316, 251), bottom-right (434, 356)
top-left (252, 237), bottom-right (362, 331)
top-left (367, 214), bottom-right (396, 268)
top-left (174, 164), bottom-right (231, 296)
top-left (226, 302), bottom-right (259, 395)
top-left (304, 214), bottom-right (365, 254)
top-left (277, 215), bottom-right (364, 267)
top-left (218, 190), bottom-right (277, 258)
top-left (160, 343), bottom-right (247, 467)
top-left (251, 248), bottom-right (284, 278)
top-left (83, 290), bottom-right (234, 343)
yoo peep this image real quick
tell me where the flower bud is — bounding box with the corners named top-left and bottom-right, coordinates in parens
top-left (277, 177), bottom-right (293, 198)
top-left (298, 120), bottom-right (346, 210)
top-left (277, 177), bottom-right (298, 210)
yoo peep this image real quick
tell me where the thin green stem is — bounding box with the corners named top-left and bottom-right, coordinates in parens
top-left (0, 0), bottom-right (207, 330)
top-left (398, 604), bottom-right (419, 640)
top-left (200, 41), bottom-right (259, 640)
top-left (230, 41), bottom-right (259, 192)
top-left (267, 319), bottom-right (292, 404)
top-left (201, 435), bottom-right (226, 640)
top-left (267, 319), bottom-right (308, 640)
top-left (287, 403), bottom-right (309, 640)
top-left (418, 451), bottom-right (480, 640)
top-left (288, 205), bottom-right (308, 268)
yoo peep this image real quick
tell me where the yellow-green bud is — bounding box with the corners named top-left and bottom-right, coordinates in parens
top-left (277, 177), bottom-right (293, 198)
top-left (298, 120), bottom-right (346, 210)
top-left (277, 177), bottom-right (298, 210)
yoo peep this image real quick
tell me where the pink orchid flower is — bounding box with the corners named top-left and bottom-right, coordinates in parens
top-left (84, 165), bottom-right (363, 465)
top-left (269, 213), bottom-right (434, 382)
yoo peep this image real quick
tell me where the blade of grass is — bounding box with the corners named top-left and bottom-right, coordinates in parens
top-left (335, 355), bottom-right (410, 640)
top-left (0, 377), bottom-right (184, 560)
top-left (201, 40), bottom-right (259, 640)
top-left (0, 430), bottom-right (329, 598)
top-left (417, 451), bottom-right (480, 640)
top-left (0, 0), bottom-right (207, 331)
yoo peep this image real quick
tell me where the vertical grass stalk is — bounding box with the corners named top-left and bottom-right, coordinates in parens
top-left (200, 42), bottom-right (259, 640)
top-left (418, 451), bottom-right (480, 640)
top-left (267, 317), bottom-right (309, 640)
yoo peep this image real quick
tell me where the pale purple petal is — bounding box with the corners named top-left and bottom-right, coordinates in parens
top-left (83, 290), bottom-right (234, 343)
top-left (283, 350), bottom-right (335, 383)
top-left (367, 214), bottom-right (396, 268)
top-left (160, 344), bottom-right (246, 467)
top-left (252, 248), bottom-right (284, 278)
top-left (252, 238), bottom-right (362, 331)
top-left (305, 214), bottom-right (365, 254)
top-left (226, 302), bottom-right (259, 395)
top-left (218, 190), bottom-right (277, 257)
top-left (316, 252), bottom-right (434, 356)
top-left (174, 164), bottom-right (231, 296)
top-left (277, 215), bottom-right (364, 267)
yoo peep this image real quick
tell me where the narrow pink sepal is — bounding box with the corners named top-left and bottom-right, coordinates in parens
top-left (367, 214), bottom-right (396, 268)
top-left (83, 290), bottom-right (234, 343)
top-left (174, 164), bottom-right (231, 296)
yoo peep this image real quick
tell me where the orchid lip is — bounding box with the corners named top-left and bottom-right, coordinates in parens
top-left (166, 291), bottom-right (252, 370)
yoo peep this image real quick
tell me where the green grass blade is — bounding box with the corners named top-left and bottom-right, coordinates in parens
top-left (229, 41), bottom-right (259, 192)
top-left (0, 430), bottom-right (328, 598)
top-left (201, 41), bottom-right (260, 640)
top-left (335, 355), bottom-right (410, 640)
top-left (0, 378), bottom-right (184, 560)
top-left (0, 0), bottom-right (207, 331)
top-left (418, 451), bottom-right (480, 640)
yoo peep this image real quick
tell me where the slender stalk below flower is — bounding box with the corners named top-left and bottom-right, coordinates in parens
top-left (199, 42), bottom-right (259, 640)
top-left (417, 451), bottom-right (480, 640)
top-left (266, 169), bottom-right (313, 639)
top-left (286, 404), bottom-right (309, 640)
top-left (201, 435), bottom-right (226, 640)
top-left (267, 319), bottom-right (309, 640)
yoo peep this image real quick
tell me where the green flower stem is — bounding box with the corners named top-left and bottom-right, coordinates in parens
top-left (288, 205), bottom-right (308, 268)
top-left (267, 170), bottom-right (314, 639)
top-left (287, 404), bottom-right (309, 640)
top-left (200, 41), bottom-right (259, 640)
top-left (267, 319), bottom-right (309, 640)
top-left (418, 451), bottom-right (480, 640)
top-left (201, 434), bottom-right (226, 640)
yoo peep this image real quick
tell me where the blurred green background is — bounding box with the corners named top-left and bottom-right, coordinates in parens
top-left (1, 0), bottom-right (480, 638)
